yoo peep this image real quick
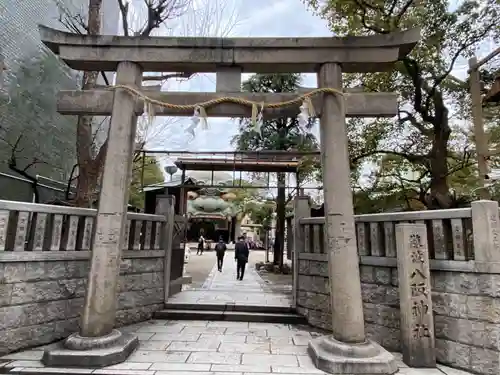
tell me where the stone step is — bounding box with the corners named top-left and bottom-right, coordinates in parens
top-left (163, 302), bottom-right (295, 314)
top-left (154, 309), bottom-right (307, 324)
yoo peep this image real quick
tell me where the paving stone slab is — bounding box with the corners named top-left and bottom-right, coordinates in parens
top-left (149, 362), bottom-right (211, 371)
top-left (271, 365), bottom-right (325, 374)
top-left (136, 341), bottom-right (171, 351)
top-left (136, 325), bottom-right (185, 333)
top-left (246, 336), bottom-right (293, 345)
top-left (218, 343), bottom-right (271, 354)
top-left (241, 354), bottom-right (299, 367)
top-left (93, 370), bottom-right (154, 375)
top-left (104, 362), bottom-right (152, 370)
top-left (126, 351), bottom-right (190, 363)
top-left (397, 369), bottom-right (445, 375)
top-left (210, 364), bottom-right (272, 373)
top-left (186, 352), bottom-right (242, 365)
top-left (270, 345), bottom-right (308, 355)
top-left (199, 335), bottom-right (247, 343)
top-left (166, 340), bottom-right (220, 352)
top-left (148, 333), bottom-right (200, 341)
top-left (223, 328), bottom-right (268, 337)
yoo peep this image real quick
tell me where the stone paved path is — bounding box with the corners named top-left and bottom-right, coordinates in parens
top-left (169, 251), bottom-right (292, 308)
top-left (0, 319), bottom-right (473, 375)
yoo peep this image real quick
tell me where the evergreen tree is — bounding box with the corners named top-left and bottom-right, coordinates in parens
top-left (232, 73), bottom-right (319, 267)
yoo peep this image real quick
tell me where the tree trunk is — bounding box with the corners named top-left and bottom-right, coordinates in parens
top-left (427, 114), bottom-right (452, 209)
top-left (74, 0), bottom-right (103, 207)
top-left (273, 172), bottom-right (286, 267)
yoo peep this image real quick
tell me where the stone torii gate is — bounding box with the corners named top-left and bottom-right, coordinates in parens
top-left (38, 25), bottom-right (419, 373)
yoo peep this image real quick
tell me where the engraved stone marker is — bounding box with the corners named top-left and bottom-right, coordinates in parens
top-left (395, 223), bottom-right (436, 368)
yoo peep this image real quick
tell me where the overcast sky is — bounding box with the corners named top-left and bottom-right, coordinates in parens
top-left (132, 0), bottom-right (496, 190)
top-left (139, 0), bottom-right (330, 156)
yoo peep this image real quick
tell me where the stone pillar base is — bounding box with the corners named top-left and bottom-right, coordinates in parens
top-left (308, 335), bottom-right (398, 374)
top-left (42, 329), bottom-right (139, 368)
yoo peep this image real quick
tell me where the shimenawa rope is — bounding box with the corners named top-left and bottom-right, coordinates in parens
top-left (108, 84), bottom-right (344, 131)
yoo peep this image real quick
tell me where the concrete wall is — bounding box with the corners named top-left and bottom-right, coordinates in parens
top-left (0, 251), bottom-right (165, 355)
top-left (297, 252), bottom-right (500, 375)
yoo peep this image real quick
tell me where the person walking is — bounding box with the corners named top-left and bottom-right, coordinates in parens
top-left (234, 236), bottom-right (249, 281)
top-left (197, 234), bottom-right (205, 255)
top-left (215, 237), bottom-right (227, 272)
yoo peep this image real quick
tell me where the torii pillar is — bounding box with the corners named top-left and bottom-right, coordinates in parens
top-left (307, 63), bottom-right (397, 373)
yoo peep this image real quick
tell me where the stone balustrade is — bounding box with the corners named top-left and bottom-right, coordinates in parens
top-left (294, 200), bottom-right (500, 375)
top-left (0, 200), bottom-right (166, 252)
top-left (299, 208), bottom-right (473, 260)
top-left (0, 198), bottom-right (184, 356)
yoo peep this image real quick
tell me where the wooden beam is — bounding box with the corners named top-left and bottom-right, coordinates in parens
top-left (57, 90), bottom-right (398, 118)
top-left (39, 25), bottom-right (420, 73)
top-left (175, 158), bottom-right (301, 173)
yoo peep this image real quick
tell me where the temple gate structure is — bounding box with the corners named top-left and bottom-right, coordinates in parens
top-left (38, 25), bottom-right (420, 373)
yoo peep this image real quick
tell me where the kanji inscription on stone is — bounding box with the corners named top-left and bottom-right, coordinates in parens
top-left (396, 223), bottom-right (436, 368)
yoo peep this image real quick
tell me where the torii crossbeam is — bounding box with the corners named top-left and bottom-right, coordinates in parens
top-left (38, 25), bottom-right (420, 374)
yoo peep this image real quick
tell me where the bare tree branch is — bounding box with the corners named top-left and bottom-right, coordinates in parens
top-left (117, 0), bottom-right (130, 36)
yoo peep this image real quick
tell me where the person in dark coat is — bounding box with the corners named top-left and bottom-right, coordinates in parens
top-left (215, 237), bottom-right (227, 272)
top-left (234, 236), bottom-right (249, 280)
top-left (197, 234), bottom-right (204, 255)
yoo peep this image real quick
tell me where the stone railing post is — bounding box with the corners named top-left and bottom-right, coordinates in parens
top-left (471, 200), bottom-right (500, 262)
top-left (156, 195), bottom-right (175, 303)
top-left (292, 196), bottom-right (310, 308)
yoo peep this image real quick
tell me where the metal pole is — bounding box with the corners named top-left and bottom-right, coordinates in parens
top-left (469, 57), bottom-right (490, 199)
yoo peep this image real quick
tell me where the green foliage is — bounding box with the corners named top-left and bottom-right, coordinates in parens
top-left (232, 73), bottom-right (320, 186)
top-left (245, 200), bottom-right (276, 230)
top-left (0, 52), bottom-right (78, 179)
top-left (222, 180), bottom-right (263, 209)
top-left (129, 155), bottom-right (165, 209)
top-left (304, 0), bottom-right (499, 209)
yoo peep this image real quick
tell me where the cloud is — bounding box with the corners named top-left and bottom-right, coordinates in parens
top-left (146, 0), bottom-right (331, 157)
